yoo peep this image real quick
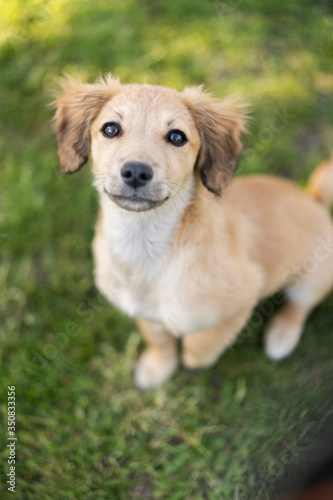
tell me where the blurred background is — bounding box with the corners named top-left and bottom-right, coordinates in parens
top-left (0, 1), bottom-right (332, 498)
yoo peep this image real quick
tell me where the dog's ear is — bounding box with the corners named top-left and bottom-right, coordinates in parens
top-left (52, 75), bottom-right (121, 174)
top-left (181, 87), bottom-right (248, 195)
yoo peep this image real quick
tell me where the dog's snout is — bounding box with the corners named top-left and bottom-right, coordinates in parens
top-left (121, 162), bottom-right (153, 189)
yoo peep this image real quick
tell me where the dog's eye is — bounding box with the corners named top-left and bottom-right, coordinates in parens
top-left (101, 122), bottom-right (121, 138)
top-left (167, 130), bottom-right (187, 147)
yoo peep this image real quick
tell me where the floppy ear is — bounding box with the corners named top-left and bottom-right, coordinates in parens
top-left (181, 87), bottom-right (248, 195)
top-left (53, 75), bottom-right (121, 173)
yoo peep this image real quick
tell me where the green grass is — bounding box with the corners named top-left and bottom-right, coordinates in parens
top-left (1, 0), bottom-right (333, 498)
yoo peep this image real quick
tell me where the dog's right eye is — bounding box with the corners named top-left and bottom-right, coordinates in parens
top-left (101, 122), bottom-right (121, 138)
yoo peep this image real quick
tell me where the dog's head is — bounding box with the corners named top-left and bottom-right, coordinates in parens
top-left (54, 75), bottom-right (247, 211)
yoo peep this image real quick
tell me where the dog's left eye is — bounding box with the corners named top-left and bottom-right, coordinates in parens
top-left (167, 130), bottom-right (188, 147)
top-left (101, 122), bottom-right (121, 138)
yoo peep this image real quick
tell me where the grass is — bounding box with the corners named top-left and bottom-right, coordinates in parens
top-left (1, 0), bottom-right (333, 498)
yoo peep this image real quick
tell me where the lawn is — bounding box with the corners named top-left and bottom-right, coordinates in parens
top-left (0, 0), bottom-right (333, 499)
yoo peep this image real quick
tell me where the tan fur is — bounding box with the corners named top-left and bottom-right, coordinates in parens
top-left (53, 75), bottom-right (121, 173)
top-left (54, 75), bottom-right (333, 389)
top-left (307, 157), bottom-right (333, 208)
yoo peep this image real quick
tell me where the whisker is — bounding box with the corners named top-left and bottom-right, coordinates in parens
top-left (165, 177), bottom-right (219, 214)
top-left (170, 189), bottom-right (182, 216)
top-left (167, 184), bottom-right (190, 209)
top-left (93, 180), bottom-right (108, 190)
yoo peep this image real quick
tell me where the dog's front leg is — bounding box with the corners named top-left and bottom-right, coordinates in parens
top-left (182, 309), bottom-right (253, 369)
top-left (134, 319), bottom-right (178, 389)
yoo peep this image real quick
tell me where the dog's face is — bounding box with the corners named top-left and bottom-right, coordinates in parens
top-left (90, 85), bottom-right (201, 211)
top-left (54, 76), bottom-right (247, 211)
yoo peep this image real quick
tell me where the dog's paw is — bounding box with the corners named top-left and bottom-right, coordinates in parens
top-left (134, 347), bottom-right (178, 390)
top-left (264, 320), bottom-right (303, 360)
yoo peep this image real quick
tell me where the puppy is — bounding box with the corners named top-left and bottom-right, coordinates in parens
top-left (54, 75), bottom-right (333, 389)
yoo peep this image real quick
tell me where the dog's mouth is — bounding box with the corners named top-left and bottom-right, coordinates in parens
top-left (104, 189), bottom-right (170, 212)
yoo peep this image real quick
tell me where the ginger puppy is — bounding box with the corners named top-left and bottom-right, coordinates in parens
top-left (54, 76), bottom-right (333, 389)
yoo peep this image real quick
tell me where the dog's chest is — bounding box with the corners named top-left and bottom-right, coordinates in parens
top-left (93, 203), bottom-right (227, 336)
top-left (94, 241), bottom-right (190, 334)
top-left (113, 276), bottom-right (170, 326)
top-left (94, 230), bottom-right (222, 336)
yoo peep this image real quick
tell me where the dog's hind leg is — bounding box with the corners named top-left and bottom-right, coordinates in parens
top-left (265, 252), bottom-right (333, 360)
top-left (264, 301), bottom-right (312, 360)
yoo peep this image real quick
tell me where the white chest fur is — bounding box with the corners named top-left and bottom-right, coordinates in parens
top-left (93, 193), bottom-right (225, 336)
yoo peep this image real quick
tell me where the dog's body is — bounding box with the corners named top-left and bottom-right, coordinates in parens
top-left (54, 76), bottom-right (333, 388)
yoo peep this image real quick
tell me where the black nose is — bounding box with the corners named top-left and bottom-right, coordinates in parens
top-left (121, 162), bottom-right (153, 189)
